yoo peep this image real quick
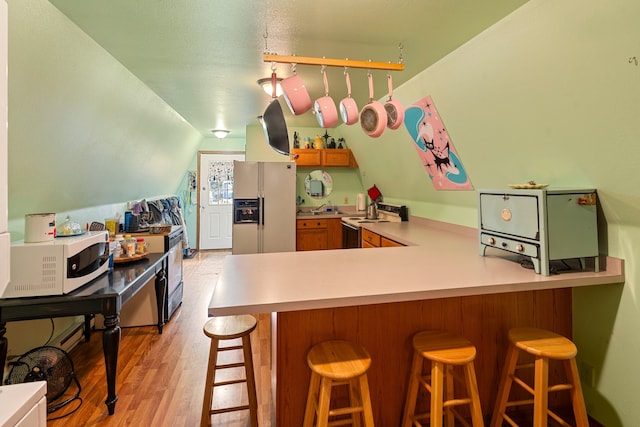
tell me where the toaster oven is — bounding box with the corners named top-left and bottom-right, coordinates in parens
top-left (3, 230), bottom-right (109, 298)
top-left (478, 188), bottom-right (599, 276)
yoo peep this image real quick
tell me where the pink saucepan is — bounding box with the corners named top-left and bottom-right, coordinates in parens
top-left (339, 71), bottom-right (359, 125)
top-left (314, 68), bottom-right (338, 128)
top-left (281, 72), bottom-right (312, 115)
top-left (384, 74), bottom-right (404, 129)
top-left (360, 73), bottom-right (387, 138)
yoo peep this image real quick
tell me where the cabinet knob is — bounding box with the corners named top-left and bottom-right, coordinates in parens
top-left (488, 237), bottom-right (496, 245)
top-left (516, 244), bottom-right (524, 252)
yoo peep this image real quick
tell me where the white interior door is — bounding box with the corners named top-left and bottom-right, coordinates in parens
top-left (198, 152), bottom-right (244, 250)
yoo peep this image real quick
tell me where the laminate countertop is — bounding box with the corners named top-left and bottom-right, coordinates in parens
top-left (208, 218), bottom-right (624, 316)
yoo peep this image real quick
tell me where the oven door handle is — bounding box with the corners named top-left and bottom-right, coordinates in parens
top-left (341, 221), bottom-right (359, 231)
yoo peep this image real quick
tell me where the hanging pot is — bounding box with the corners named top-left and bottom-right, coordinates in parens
top-left (282, 70), bottom-right (312, 115)
top-left (384, 74), bottom-right (404, 129)
top-left (339, 71), bottom-right (359, 125)
top-left (360, 73), bottom-right (387, 138)
top-left (313, 68), bottom-right (338, 128)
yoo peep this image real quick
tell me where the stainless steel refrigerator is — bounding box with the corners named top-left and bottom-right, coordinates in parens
top-left (232, 161), bottom-right (297, 254)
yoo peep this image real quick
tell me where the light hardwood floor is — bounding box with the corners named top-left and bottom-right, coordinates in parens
top-left (48, 250), bottom-right (272, 427)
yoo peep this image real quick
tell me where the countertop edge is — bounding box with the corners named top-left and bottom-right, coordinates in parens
top-left (208, 221), bottom-right (625, 316)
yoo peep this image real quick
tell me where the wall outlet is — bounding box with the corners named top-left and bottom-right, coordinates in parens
top-left (344, 197), bottom-right (349, 204)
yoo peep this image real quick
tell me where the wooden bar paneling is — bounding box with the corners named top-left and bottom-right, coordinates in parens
top-left (276, 288), bottom-right (573, 426)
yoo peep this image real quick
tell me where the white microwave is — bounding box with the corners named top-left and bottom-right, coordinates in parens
top-left (2, 231), bottom-right (109, 298)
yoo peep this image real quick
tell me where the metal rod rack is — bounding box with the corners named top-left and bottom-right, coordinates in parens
top-left (263, 53), bottom-right (404, 71)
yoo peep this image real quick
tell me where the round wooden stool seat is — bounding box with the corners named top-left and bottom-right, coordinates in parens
top-left (509, 327), bottom-right (577, 359)
top-left (402, 330), bottom-right (484, 427)
top-left (203, 314), bottom-right (257, 340)
top-left (490, 327), bottom-right (588, 427)
top-left (414, 330), bottom-right (477, 365)
top-left (201, 315), bottom-right (258, 427)
top-left (307, 340), bottom-right (372, 379)
top-left (303, 340), bottom-right (375, 427)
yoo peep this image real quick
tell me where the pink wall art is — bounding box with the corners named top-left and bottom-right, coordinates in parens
top-left (403, 96), bottom-right (473, 190)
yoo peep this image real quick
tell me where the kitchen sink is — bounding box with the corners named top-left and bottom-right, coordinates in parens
top-left (297, 211), bottom-right (345, 217)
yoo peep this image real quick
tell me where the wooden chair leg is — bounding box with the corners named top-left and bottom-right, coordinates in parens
top-left (358, 374), bottom-right (375, 427)
top-left (402, 351), bottom-right (423, 427)
top-left (201, 338), bottom-right (219, 427)
top-left (303, 372), bottom-right (321, 427)
top-left (464, 362), bottom-right (484, 427)
top-left (348, 378), bottom-right (363, 427)
top-left (430, 361), bottom-right (445, 427)
top-left (565, 358), bottom-right (589, 427)
top-left (242, 334), bottom-right (259, 427)
top-left (316, 376), bottom-right (333, 427)
top-left (445, 364), bottom-right (455, 427)
top-left (490, 343), bottom-right (519, 427)
top-left (533, 356), bottom-right (549, 427)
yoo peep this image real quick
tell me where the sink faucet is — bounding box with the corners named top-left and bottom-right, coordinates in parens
top-left (311, 204), bottom-right (328, 213)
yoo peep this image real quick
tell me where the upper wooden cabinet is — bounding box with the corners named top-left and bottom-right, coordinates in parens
top-left (291, 149), bottom-right (358, 168)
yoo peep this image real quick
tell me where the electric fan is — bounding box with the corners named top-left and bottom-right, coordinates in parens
top-left (4, 345), bottom-right (82, 413)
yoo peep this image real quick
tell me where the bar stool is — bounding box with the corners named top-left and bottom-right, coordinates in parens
top-left (490, 327), bottom-right (589, 427)
top-left (401, 330), bottom-right (484, 427)
top-left (201, 315), bottom-right (258, 427)
top-left (303, 340), bottom-right (375, 427)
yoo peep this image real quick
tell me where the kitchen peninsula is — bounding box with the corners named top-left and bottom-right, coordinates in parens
top-left (208, 218), bottom-right (624, 425)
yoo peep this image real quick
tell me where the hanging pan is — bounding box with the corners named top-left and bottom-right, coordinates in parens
top-left (339, 69), bottom-right (359, 125)
top-left (313, 66), bottom-right (338, 128)
top-left (384, 74), bottom-right (404, 129)
top-left (258, 72), bottom-right (290, 155)
top-left (281, 64), bottom-right (312, 115)
top-left (360, 73), bottom-right (387, 138)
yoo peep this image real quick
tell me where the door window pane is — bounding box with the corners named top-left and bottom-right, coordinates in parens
top-left (207, 161), bottom-right (234, 205)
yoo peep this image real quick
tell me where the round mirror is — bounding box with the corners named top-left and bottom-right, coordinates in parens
top-left (304, 170), bottom-right (333, 199)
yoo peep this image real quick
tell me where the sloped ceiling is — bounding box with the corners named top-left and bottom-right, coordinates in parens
top-left (49, 0), bottom-right (529, 138)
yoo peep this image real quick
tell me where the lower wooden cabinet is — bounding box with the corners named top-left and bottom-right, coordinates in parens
top-left (381, 236), bottom-right (404, 247)
top-left (362, 229), bottom-right (404, 248)
top-left (361, 229), bottom-right (381, 248)
top-left (296, 218), bottom-right (343, 251)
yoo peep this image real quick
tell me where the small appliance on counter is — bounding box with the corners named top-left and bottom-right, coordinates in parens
top-left (478, 188), bottom-right (599, 276)
top-left (3, 230), bottom-right (109, 298)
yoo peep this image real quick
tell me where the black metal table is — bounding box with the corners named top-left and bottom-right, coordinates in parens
top-left (0, 252), bottom-right (168, 415)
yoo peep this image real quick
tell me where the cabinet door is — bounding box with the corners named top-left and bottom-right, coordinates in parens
top-left (322, 150), bottom-right (351, 167)
top-left (292, 149), bottom-right (321, 167)
top-left (381, 237), bottom-right (404, 247)
top-left (296, 229), bottom-right (329, 251)
top-left (361, 229), bottom-right (381, 247)
top-left (327, 218), bottom-right (343, 249)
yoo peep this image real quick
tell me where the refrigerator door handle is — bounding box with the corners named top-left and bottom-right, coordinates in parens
top-left (260, 196), bottom-right (265, 226)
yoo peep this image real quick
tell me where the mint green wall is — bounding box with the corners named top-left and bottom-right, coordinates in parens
top-left (340, 0), bottom-right (638, 425)
top-left (7, 0), bottom-right (202, 234)
top-left (6, 0), bottom-right (640, 423)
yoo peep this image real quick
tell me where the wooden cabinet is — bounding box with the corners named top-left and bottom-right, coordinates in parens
top-left (362, 229), bottom-right (405, 248)
top-left (296, 218), bottom-right (343, 251)
top-left (381, 237), bottom-right (404, 247)
top-left (296, 219), bottom-right (328, 251)
top-left (361, 229), bottom-right (381, 248)
top-left (291, 149), bottom-right (358, 168)
top-left (292, 149), bottom-right (322, 167)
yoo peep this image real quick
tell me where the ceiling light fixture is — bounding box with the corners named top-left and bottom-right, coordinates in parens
top-left (257, 76), bottom-right (283, 97)
top-left (211, 129), bottom-right (230, 139)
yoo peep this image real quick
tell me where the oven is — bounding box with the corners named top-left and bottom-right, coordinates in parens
top-left (341, 220), bottom-right (360, 249)
top-left (478, 188), bottom-right (598, 276)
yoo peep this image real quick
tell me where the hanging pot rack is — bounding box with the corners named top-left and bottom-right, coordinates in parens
top-left (263, 53), bottom-right (404, 72)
